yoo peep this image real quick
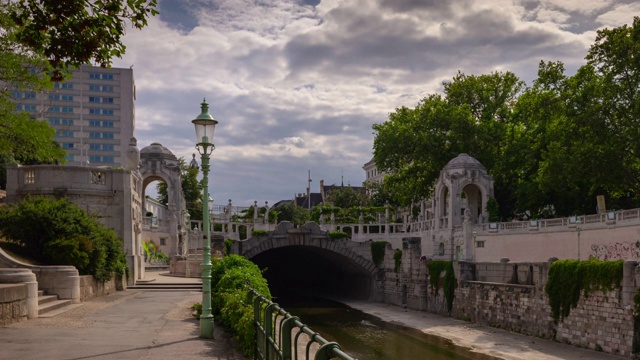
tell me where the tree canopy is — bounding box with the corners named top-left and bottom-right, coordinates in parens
top-left (157, 158), bottom-right (204, 221)
top-left (373, 17), bottom-right (640, 219)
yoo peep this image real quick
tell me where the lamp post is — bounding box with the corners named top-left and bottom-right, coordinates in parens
top-left (576, 217), bottom-right (581, 260)
top-left (192, 99), bottom-right (218, 339)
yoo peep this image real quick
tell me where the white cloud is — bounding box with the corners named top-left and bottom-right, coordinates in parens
top-left (113, 0), bottom-right (635, 205)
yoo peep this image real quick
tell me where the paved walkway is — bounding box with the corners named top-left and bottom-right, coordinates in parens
top-left (343, 301), bottom-right (626, 360)
top-left (0, 271), bottom-right (628, 359)
top-left (0, 271), bottom-right (247, 360)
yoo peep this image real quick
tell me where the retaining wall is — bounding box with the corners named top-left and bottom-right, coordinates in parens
top-left (0, 284), bottom-right (27, 326)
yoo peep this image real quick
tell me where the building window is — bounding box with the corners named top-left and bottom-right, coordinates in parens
top-left (15, 104), bottom-right (36, 111)
top-left (102, 132), bottom-right (114, 139)
top-left (89, 73), bottom-right (114, 80)
top-left (25, 170), bottom-right (35, 184)
top-left (89, 109), bottom-right (114, 115)
top-left (90, 144), bottom-right (100, 150)
top-left (476, 240), bottom-right (485, 248)
top-left (89, 85), bottom-right (113, 92)
top-left (89, 156), bottom-right (101, 162)
top-left (64, 155), bottom-right (74, 161)
top-left (89, 132), bottom-right (101, 138)
top-left (49, 118), bottom-right (73, 125)
top-left (438, 242), bottom-right (445, 256)
top-left (55, 130), bottom-right (74, 137)
top-left (61, 143), bottom-right (74, 149)
top-left (91, 171), bottom-right (106, 185)
top-left (54, 83), bottom-right (73, 89)
top-left (102, 156), bottom-right (114, 163)
top-left (102, 121), bottom-right (113, 127)
top-left (89, 120), bottom-right (101, 127)
top-left (160, 237), bottom-right (167, 246)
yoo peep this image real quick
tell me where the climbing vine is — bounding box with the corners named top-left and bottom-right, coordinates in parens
top-left (224, 238), bottom-right (233, 255)
top-left (427, 260), bottom-right (456, 313)
top-left (545, 259), bottom-right (623, 323)
top-left (370, 241), bottom-right (387, 267)
top-left (393, 249), bottom-right (402, 272)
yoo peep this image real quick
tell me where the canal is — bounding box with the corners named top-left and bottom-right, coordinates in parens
top-left (279, 297), bottom-right (494, 360)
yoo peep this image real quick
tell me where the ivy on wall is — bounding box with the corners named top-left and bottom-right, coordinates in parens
top-left (393, 249), bottom-right (402, 272)
top-left (427, 260), bottom-right (456, 313)
top-left (545, 259), bottom-right (623, 323)
top-left (370, 241), bottom-right (388, 267)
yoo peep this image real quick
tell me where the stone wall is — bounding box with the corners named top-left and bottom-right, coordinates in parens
top-left (79, 275), bottom-right (119, 301)
top-left (379, 240), bottom-right (640, 357)
top-left (0, 284), bottom-right (27, 326)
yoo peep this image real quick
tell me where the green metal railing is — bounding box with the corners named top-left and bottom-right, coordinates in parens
top-left (250, 290), bottom-right (357, 360)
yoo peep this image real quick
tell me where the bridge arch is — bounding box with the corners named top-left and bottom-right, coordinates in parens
top-left (240, 222), bottom-right (378, 300)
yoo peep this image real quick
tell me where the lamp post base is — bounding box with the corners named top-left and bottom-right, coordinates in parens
top-left (200, 315), bottom-right (214, 339)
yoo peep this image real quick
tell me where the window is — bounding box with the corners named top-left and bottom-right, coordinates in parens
top-left (160, 238), bottom-right (167, 246)
top-left (89, 132), bottom-right (101, 138)
top-left (89, 156), bottom-right (101, 162)
top-left (15, 104), bottom-right (36, 111)
top-left (49, 106), bottom-right (73, 113)
top-left (90, 144), bottom-right (100, 150)
top-left (89, 97), bottom-right (100, 102)
top-left (103, 144), bottom-right (114, 151)
top-left (476, 241), bottom-right (485, 248)
top-left (89, 73), bottom-right (113, 80)
top-left (11, 92), bottom-right (22, 98)
top-left (61, 95), bottom-right (73, 101)
top-left (90, 171), bottom-right (106, 185)
top-left (89, 120), bottom-right (100, 127)
top-left (55, 130), bottom-right (74, 137)
top-left (89, 108), bottom-right (114, 115)
top-left (64, 155), bottom-right (74, 161)
top-left (14, 92), bottom-right (35, 98)
top-left (89, 97), bottom-right (114, 103)
top-left (102, 132), bottom-right (114, 139)
top-left (89, 85), bottom-right (113, 92)
top-left (54, 83), bottom-right (73, 89)
top-left (102, 156), bottom-right (114, 163)
top-left (61, 143), bottom-right (74, 149)
top-left (102, 121), bottom-right (113, 127)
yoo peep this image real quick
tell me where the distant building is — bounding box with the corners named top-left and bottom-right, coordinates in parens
top-left (363, 157), bottom-right (385, 185)
top-left (11, 65), bottom-right (135, 166)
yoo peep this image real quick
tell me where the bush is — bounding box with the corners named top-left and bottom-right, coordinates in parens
top-left (328, 231), bottom-right (348, 240)
top-left (427, 260), bottom-right (456, 313)
top-left (224, 238), bottom-right (234, 255)
top-left (211, 255), bottom-right (271, 357)
top-left (251, 229), bottom-right (268, 237)
top-left (0, 196), bottom-right (127, 281)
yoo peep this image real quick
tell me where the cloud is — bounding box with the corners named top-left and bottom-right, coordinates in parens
top-left (113, 0), bottom-right (639, 205)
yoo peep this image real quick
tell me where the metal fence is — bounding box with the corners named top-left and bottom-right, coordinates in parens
top-left (250, 289), bottom-right (356, 360)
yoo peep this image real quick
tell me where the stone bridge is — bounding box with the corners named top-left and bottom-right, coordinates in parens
top-left (235, 221), bottom-right (380, 300)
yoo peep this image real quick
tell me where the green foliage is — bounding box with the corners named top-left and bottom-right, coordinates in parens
top-left (142, 240), bottom-right (168, 264)
top-left (211, 255), bottom-right (271, 357)
top-left (393, 249), bottom-right (402, 272)
top-left (0, 196), bottom-right (127, 281)
top-left (370, 241), bottom-right (387, 267)
top-left (545, 259), bottom-right (623, 323)
top-left (5, 0), bottom-right (158, 81)
top-left (191, 302), bottom-right (202, 319)
top-left (157, 158), bottom-right (203, 221)
top-left (274, 203), bottom-right (309, 226)
top-left (326, 185), bottom-right (367, 208)
top-left (427, 260), bottom-right (456, 313)
top-left (486, 198), bottom-right (500, 222)
top-left (372, 19), bottom-right (640, 218)
top-left (328, 231), bottom-right (348, 240)
top-left (251, 229), bottom-right (268, 237)
top-left (224, 238), bottom-right (234, 256)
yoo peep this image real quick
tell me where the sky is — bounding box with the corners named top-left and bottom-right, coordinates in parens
top-left (111, 0), bottom-right (640, 207)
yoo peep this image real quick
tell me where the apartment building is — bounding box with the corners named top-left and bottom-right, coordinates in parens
top-left (13, 65), bottom-right (135, 166)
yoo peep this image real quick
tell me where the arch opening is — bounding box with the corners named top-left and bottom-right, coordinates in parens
top-left (249, 246), bottom-right (373, 302)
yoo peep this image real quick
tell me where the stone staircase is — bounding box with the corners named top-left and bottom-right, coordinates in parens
top-left (38, 290), bottom-right (83, 318)
top-left (128, 281), bottom-right (202, 291)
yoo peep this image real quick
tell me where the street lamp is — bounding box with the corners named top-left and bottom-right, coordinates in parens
top-left (192, 99), bottom-right (218, 339)
top-left (576, 217), bottom-right (582, 260)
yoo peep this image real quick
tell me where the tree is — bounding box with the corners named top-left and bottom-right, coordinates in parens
top-left (5, 0), bottom-right (158, 82)
top-left (157, 159), bottom-right (204, 221)
top-left (325, 185), bottom-right (366, 209)
top-left (274, 203), bottom-right (309, 226)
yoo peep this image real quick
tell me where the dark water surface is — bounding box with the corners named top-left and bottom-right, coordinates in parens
top-left (280, 297), bottom-right (493, 360)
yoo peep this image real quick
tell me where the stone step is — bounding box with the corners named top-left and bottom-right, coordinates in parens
top-left (128, 283), bottom-right (202, 291)
top-left (38, 297), bottom-right (83, 318)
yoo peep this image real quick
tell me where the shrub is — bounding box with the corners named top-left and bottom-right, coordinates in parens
top-left (545, 258), bottom-right (623, 323)
top-left (427, 260), bottom-right (457, 313)
top-left (0, 196), bottom-right (127, 281)
top-left (211, 255), bottom-right (271, 357)
top-left (370, 241), bottom-right (387, 267)
top-left (224, 238), bottom-right (234, 255)
top-left (251, 229), bottom-right (268, 237)
top-left (393, 249), bottom-right (402, 272)
top-left (328, 231), bottom-right (348, 240)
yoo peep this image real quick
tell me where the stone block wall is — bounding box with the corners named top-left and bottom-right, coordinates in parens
top-left (79, 275), bottom-right (118, 301)
top-left (0, 284), bottom-right (27, 326)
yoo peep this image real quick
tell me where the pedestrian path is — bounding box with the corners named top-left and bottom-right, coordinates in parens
top-left (343, 300), bottom-right (626, 360)
top-left (0, 285), bottom-right (246, 359)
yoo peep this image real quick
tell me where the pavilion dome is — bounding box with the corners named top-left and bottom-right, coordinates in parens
top-left (140, 143), bottom-right (178, 161)
top-left (443, 153), bottom-right (485, 171)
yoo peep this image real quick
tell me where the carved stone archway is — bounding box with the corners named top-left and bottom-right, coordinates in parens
top-left (139, 143), bottom-right (188, 262)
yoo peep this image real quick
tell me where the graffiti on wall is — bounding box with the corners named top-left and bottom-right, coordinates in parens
top-left (590, 241), bottom-right (640, 260)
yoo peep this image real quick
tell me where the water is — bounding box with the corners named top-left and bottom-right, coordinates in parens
top-left (281, 298), bottom-right (492, 360)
